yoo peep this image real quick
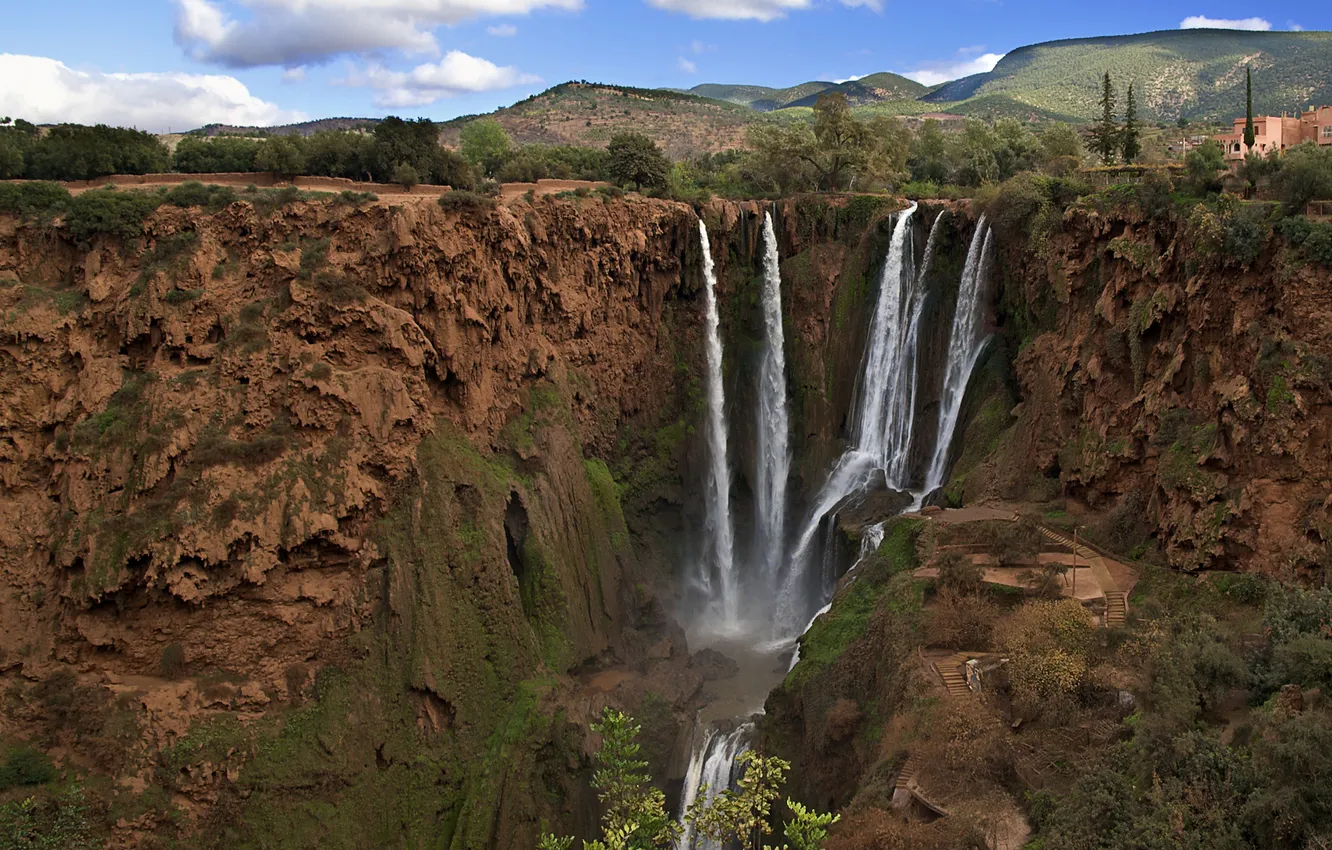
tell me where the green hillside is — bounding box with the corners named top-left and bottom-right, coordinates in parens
top-left (687, 81), bottom-right (835, 111)
top-left (925, 29), bottom-right (1332, 122)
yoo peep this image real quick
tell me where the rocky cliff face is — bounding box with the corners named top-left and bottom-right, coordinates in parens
top-left (964, 194), bottom-right (1332, 576)
top-left (0, 190), bottom-right (914, 847)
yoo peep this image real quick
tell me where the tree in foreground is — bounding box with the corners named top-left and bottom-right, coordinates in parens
top-left (1090, 71), bottom-right (1119, 166)
top-left (540, 708), bottom-right (838, 850)
top-left (607, 132), bottom-right (670, 191)
top-left (1121, 82), bottom-right (1141, 164)
top-left (459, 118), bottom-right (512, 178)
top-left (747, 92), bottom-right (907, 193)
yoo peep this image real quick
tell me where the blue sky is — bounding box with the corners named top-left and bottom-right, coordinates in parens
top-left (0, 0), bottom-right (1326, 131)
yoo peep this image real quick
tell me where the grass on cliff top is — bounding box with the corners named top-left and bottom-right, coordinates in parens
top-left (786, 517), bottom-right (925, 690)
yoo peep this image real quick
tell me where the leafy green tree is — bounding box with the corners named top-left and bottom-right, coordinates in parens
top-left (951, 121), bottom-right (1001, 187)
top-left (1244, 66), bottom-right (1255, 152)
top-left (908, 118), bottom-right (950, 184)
top-left (1090, 71), bottom-right (1119, 166)
top-left (393, 162), bottom-right (420, 191)
top-left (459, 118), bottom-right (512, 178)
top-left (1039, 123), bottom-right (1083, 175)
top-left (1122, 82), bottom-right (1142, 164)
top-left (994, 118), bottom-right (1041, 180)
top-left (542, 709), bottom-right (838, 850)
top-left (0, 138), bottom-right (22, 179)
top-left (1183, 140), bottom-right (1226, 196)
top-left (607, 132), bottom-right (670, 191)
top-left (25, 124), bottom-right (169, 181)
top-left (254, 137), bottom-right (306, 181)
top-left (303, 131), bottom-right (376, 181)
top-left (1273, 142), bottom-right (1332, 213)
top-left (172, 135), bottom-right (262, 173)
top-left (372, 117), bottom-right (440, 182)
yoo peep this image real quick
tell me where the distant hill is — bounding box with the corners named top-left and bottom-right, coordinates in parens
top-left (924, 29), bottom-right (1332, 122)
top-left (193, 118), bottom-right (380, 137)
top-left (686, 72), bottom-right (927, 112)
top-left (438, 81), bottom-right (768, 158)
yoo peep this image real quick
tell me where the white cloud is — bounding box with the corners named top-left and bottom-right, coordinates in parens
top-left (898, 52), bottom-right (1005, 86)
top-left (1179, 15), bottom-right (1272, 30)
top-left (0, 53), bottom-right (302, 132)
top-left (690, 40), bottom-right (717, 54)
top-left (1288, 21), bottom-right (1305, 31)
top-left (281, 66), bottom-right (307, 81)
top-left (337, 51), bottom-right (541, 107)
top-left (645, 0), bottom-right (875, 21)
top-left (678, 57), bottom-right (698, 73)
top-left (834, 73), bottom-right (867, 84)
top-left (487, 23), bottom-right (518, 36)
top-left (174, 0), bottom-right (581, 67)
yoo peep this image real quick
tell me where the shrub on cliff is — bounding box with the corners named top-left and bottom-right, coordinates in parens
top-left (63, 187), bottom-right (161, 243)
top-left (437, 190), bottom-right (495, 214)
top-left (0, 181), bottom-right (71, 220)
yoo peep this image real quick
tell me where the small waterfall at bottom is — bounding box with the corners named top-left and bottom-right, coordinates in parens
top-left (677, 722), bottom-right (754, 850)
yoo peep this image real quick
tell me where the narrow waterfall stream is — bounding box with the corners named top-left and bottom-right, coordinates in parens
top-left (696, 220), bottom-right (738, 627)
top-left (923, 217), bottom-right (995, 494)
top-left (774, 202), bottom-right (919, 635)
top-left (755, 212), bottom-right (792, 591)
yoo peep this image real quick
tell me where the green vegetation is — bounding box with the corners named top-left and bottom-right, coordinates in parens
top-left (540, 708), bottom-right (837, 850)
top-left (0, 747), bottom-right (56, 790)
top-left (606, 132), bottom-right (671, 191)
top-left (786, 518), bottom-right (923, 689)
top-left (747, 93), bottom-right (908, 192)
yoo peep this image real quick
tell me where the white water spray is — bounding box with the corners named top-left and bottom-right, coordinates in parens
top-left (923, 217), bottom-right (995, 493)
top-left (697, 221), bottom-right (738, 626)
top-left (755, 212), bottom-right (791, 587)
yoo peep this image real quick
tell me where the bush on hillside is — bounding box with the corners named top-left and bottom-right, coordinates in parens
top-left (63, 188), bottom-right (161, 242)
top-left (0, 181), bottom-right (71, 219)
top-left (437, 191), bottom-right (495, 213)
top-left (164, 181), bottom-right (238, 212)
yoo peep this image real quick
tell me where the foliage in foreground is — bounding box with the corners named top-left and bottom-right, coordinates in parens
top-left (541, 708), bottom-right (838, 850)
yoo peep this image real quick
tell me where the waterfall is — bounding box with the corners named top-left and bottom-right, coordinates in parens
top-left (697, 221), bottom-right (738, 626)
top-left (755, 212), bottom-right (791, 588)
top-left (676, 722), bottom-right (753, 850)
top-left (923, 217), bottom-right (995, 494)
top-left (774, 203), bottom-right (918, 633)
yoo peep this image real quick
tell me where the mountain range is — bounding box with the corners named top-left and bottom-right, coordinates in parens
top-left (198, 29), bottom-right (1332, 156)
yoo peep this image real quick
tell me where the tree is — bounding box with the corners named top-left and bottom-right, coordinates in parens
top-left (173, 135), bottom-right (263, 173)
top-left (908, 118), bottom-right (950, 184)
top-left (459, 118), bottom-right (511, 178)
top-left (1122, 83), bottom-right (1142, 164)
top-left (393, 162), bottom-right (420, 191)
top-left (540, 708), bottom-right (838, 850)
top-left (1273, 142), bottom-right (1332, 213)
top-left (1183, 140), bottom-right (1227, 196)
top-left (372, 116), bottom-right (440, 183)
top-left (254, 136), bottom-right (307, 181)
top-left (24, 124), bottom-right (169, 181)
top-left (1090, 72), bottom-right (1119, 166)
top-left (606, 132), bottom-right (670, 191)
top-left (1039, 123), bottom-right (1083, 175)
top-left (1244, 66), bottom-right (1255, 153)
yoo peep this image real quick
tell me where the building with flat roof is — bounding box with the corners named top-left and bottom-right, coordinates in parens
top-left (1216, 106), bottom-right (1332, 164)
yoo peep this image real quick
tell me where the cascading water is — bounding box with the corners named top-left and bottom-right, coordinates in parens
top-left (773, 203), bottom-right (920, 634)
top-left (923, 217), bottom-right (995, 494)
top-left (696, 221), bottom-right (738, 627)
top-left (787, 521), bottom-right (886, 672)
top-left (755, 212), bottom-right (791, 588)
top-left (676, 723), bottom-right (753, 850)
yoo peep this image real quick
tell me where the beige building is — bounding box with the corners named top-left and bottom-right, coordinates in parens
top-left (1216, 106), bottom-right (1332, 164)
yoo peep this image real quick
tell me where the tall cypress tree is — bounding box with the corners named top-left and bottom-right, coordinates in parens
top-left (1122, 82), bottom-right (1142, 163)
top-left (1244, 66), bottom-right (1256, 151)
top-left (1092, 71), bottom-right (1119, 166)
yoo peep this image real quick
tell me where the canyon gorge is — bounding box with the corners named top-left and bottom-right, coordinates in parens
top-left (1, 181), bottom-right (1330, 849)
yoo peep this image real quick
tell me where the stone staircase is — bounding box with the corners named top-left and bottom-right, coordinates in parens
top-left (1104, 591), bottom-right (1128, 627)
